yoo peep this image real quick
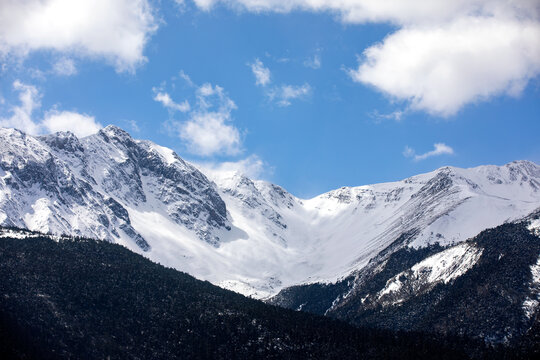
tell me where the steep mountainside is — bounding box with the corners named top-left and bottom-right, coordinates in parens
top-left (270, 210), bottom-right (540, 348)
top-left (1, 126), bottom-right (539, 298)
top-left (0, 126), bottom-right (230, 251)
top-left (0, 228), bottom-right (476, 360)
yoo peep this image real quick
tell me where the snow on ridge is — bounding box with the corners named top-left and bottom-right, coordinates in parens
top-left (376, 243), bottom-right (483, 306)
top-left (0, 227), bottom-right (72, 241)
top-left (143, 142), bottom-right (179, 166)
top-left (528, 219), bottom-right (540, 237)
top-left (523, 256), bottom-right (540, 320)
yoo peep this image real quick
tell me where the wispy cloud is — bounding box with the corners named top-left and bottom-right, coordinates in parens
top-left (268, 84), bottom-right (312, 107)
top-left (370, 109), bottom-right (404, 123)
top-left (124, 119), bottom-right (140, 133)
top-left (404, 143), bottom-right (454, 161)
top-left (153, 89), bottom-right (191, 113)
top-left (303, 54), bottom-right (321, 69)
top-left (52, 57), bottom-right (77, 76)
top-left (248, 58), bottom-right (312, 107)
top-left (178, 70), bottom-right (195, 87)
top-left (249, 58), bottom-right (271, 86)
top-left (0, 80), bottom-right (42, 135)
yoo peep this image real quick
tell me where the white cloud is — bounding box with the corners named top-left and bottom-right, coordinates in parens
top-left (304, 54), bottom-right (321, 69)
top-left (0, 80), bottom-right (102, 136)
top-left (0, 80), bottom-right (42, 134)
top-left (196, 154), bottom-right (270, 180)
top-left (198, 83), bottom-right (217, 97)
top-left (125, 119), bottom-right (140, 133)
top-left (153, 90), bottom-right (191, 112)
top-left (178, 70), bottom-right (195, 87)
top-left (0, 0), bottom-right (157, 72)
top-left (351, 17), bottom-right (540, 116)
top-left (248, 58), bottom-right (311, 106)
top-left (370, 109), bottom-right (404, 123)
top-left (42, 110), bottom-right (102, 137)
top-left (195, 0), bottom-right (540, 116)
top-left (403, 146), bottom-right (415, 158)
top-left (404, 143), bottom-right (454, 161)
top-left (193, 1), bottom-right (538, 25)
top-left (268, 83), bottom-right (312, 107)
top-left (174, 0), bottom-right (186, 8)
top-left (249, 58), bottom-right (271, 86)
top-left (52, 57), bottom-right (77, 76)
top-left (179, 112), bottom-right (241, 156)
top-left (161, 77), bottom-right (242, 157)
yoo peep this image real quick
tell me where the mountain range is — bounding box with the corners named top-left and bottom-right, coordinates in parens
top-left (1, 126), bottom-right (538, 296)
top-left (1, 125), bottom-right (539, 348)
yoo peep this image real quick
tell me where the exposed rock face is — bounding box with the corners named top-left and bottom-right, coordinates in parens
top-left (0, 126), bottom-right (230, 251)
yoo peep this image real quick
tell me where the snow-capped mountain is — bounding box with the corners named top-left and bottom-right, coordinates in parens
top-left (1, 126), bottom-right (539, 299)
top-left (269, 211), bottom-right (540, 344)
top-left (0, 126), bottom-right (229, 251)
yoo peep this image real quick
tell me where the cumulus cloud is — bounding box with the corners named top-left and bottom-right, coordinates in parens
top-left (42, 110), bottom-right (102, 137)
top-left (0, 0), bottom-right (157, 72)
top-left (196, 154), bottom-right (270, 180)
top-left (159, 76), bottom-right (242, 157)
top-left (351, 17), bottom-right (540, 116)
top-left (404, 143), bottom-right (454, 161)
top-left (0, 80), bottom-right (102, 137)
top-left (268, 83), bottom-right (312, 107)
top-left (180, 110), bottom-right (241, 157)
top-left (249, 58), bottom-right (271, 86)
top-left (195, 0), bottom-right (540, 116)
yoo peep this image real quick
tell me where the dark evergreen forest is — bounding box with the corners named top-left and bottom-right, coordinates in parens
top-left (0, 227), bottom-right (536, 359)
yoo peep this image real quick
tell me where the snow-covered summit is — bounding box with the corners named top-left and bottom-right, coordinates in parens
top-left (0, 126), bottom-right (230, 251)
top-left (1, 126), bottom-right (539, 298)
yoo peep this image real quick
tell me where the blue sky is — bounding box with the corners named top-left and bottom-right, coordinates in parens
top-left (1, 0), bottom-right (539, 197)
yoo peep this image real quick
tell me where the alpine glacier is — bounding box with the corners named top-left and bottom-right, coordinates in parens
top-left (1, 125), bottom-right (539, 298)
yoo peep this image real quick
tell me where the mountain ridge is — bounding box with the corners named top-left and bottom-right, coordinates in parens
top-left (270, 211), bottom-right (540, 346)
top-left (1, 125), bottom-right (539, 298)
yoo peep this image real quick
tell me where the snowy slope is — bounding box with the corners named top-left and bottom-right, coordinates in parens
top-left (374, 243), bottom-right (484, 307)
top-left (207, 162), bottom-right (540, 297)
top-left (1, 126), bottom-right (539, 298)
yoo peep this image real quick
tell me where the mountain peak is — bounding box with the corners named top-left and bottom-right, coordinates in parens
top-left (0, 126), bottom-right (25, 138)
top-left (99, 125), bottom-right (133, 142)
top-left (39, 131), bottom-right (83, 153)
top-left (505, 160), bottom-right (540, 174)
